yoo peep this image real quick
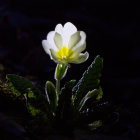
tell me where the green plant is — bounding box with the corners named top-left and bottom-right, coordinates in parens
top-left (4, 55), bottom-right (103, 132)
top-left (0, 22), bottom-right (106, 134)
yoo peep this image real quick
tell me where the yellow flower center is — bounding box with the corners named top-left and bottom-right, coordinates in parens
top-left (57, 46), bottom-right (74, 63)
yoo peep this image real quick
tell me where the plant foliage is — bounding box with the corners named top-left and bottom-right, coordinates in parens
top-left (4, 55), bottom-right (104, 132)
top-left (73, 55), bottom-right (103, 107)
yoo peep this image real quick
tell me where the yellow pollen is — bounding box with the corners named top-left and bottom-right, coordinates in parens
top-left (57, 46), bottom-right (74, 62)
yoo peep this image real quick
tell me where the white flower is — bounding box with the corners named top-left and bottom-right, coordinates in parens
top-left (42, 22), bottom-right (89, 65)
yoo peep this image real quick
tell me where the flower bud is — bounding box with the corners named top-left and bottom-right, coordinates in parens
top-left (55, 64), bottom-right (67, 80)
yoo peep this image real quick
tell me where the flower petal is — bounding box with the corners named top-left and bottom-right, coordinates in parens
top-left (47, 31), bottom-right (58, 51)
top-left (62, 22), bottom-right (77, 46)
top-left (50, 49), bottom-right (69, 65)
top-left (68, 31), bottom-right (81, 49)
top-left (50, 49), bottom-right (59, 63)
top-left (42, 22), bottom-right (89, 65)
top-left (54, 32), bottom-right (63, 49)
top-left (72, 31), bottom-right (86, 56)
top-left (72, 42), bottom-right (86, 58)
top-left (63, 22), bottom-right (77, 34)
top-left (70, 52), bottom-right (89, 64)
top-left (55, 24), bottom-right (63, 34)
top-left (42, 40), bottom-right (51, 55)
top-left (72, 31), bottom-right (86, 50)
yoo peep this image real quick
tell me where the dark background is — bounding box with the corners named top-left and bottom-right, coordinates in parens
top-left (0, 0), bottom-right (140, 139)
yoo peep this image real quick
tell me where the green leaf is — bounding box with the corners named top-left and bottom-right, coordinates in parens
top-left (25, 88), bottom-right (48, 119)
top-left (6, 74), bottom-right (40, 96)
top-left (96, 87), bottom-right (103, 101)
top-left (88, 120), bottom-right (102, 130)
top-left (45, 81), bottom-right (57, 113)
top-left (78, 89), bottom-right (98, 111)
top-left (73, 55), bottom-right (103, 107)
top-left (6, 74), bottom-right (51, 121)
top-left (26, 89), bottom-right (41, 116)
top-left (55, 80), bottom-right (76, 121)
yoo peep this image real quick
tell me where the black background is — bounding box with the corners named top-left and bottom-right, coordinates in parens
top-left (0, 0), bottom-right (140, 139)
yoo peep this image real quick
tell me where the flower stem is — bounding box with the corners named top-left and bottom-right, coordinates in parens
top-left (55, 64), bottom-right (68, 100)
top-left (56, 79), bottom-right (60, 99)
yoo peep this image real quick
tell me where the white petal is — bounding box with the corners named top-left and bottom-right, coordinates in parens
top-left (72, 31), bottom-right (86, 57)
top-left (54, 32), bottom-right (63, 49)
top-left (62, 22), bottom-right (77, 46)
top-left (72, 31), bottom-right (86, 50)
top-left (70, 52), bottom-right (89, 64)
top-left (47, 31), bottom-right (58, 51)
top-left (55, 24), bottom-right (63, 34)
top-left (68, 31), bottom-right (81, 49)
top-left (42, 40), bottom-right (51, 55)
top-left (50, 49), bottom-right (59, 63)
top-left (73, 42), bottom-right (86, 58)
top-left (63, 22), bottom-right (77, 34)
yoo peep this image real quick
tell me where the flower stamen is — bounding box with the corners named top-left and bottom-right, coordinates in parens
top-left (57, 46), bottom-right (73, 63)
